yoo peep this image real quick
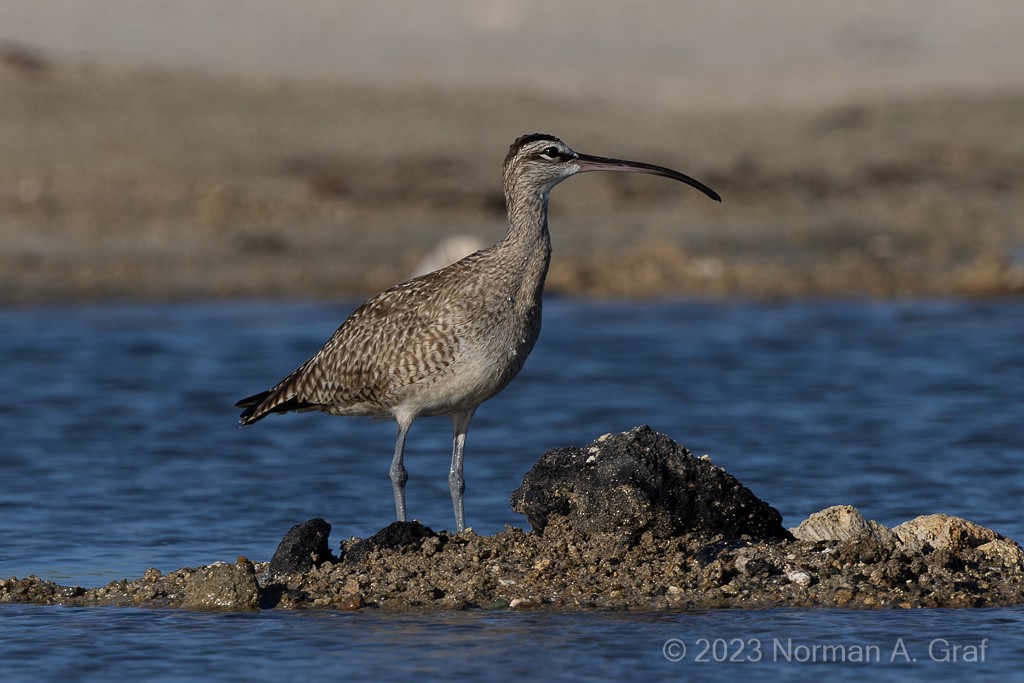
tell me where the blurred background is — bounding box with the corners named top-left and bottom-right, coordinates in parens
top-left (3, 2), bottom-right (1024, 620)
top-left (3, 0), bottom-right (1024, 302)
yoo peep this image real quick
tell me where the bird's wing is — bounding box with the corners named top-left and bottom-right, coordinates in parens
top-left (242, 273), bottom-right (470, 422)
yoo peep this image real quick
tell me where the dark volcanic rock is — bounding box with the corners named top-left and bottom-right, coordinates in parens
top-left (269, 518), bottom-right (335, 576)
top-left (343, 521), bottom-right (438, 564)
top-left (511, 426), bottom-right (789, 541)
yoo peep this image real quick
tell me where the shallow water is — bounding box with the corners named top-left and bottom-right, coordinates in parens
top-left (1, 604), bottom-right (1020, 682)
top-left (2, 298), bottom-right (1023, 680)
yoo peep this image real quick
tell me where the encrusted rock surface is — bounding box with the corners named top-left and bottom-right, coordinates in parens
top-left (791, 505), bottom-right (896, 546)
top-left (3, 428), bottom-right (1022, 612)
top-left (182, 558), bottom-right (261, 611)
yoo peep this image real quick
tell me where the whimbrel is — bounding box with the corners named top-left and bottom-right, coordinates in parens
top-left (236, 133), bottom-right (720, 532)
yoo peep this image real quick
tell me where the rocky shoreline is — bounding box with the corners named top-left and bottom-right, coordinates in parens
top-left (3, 427), bottom-right (1022, 612)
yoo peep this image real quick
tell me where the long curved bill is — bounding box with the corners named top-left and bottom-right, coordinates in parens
top-left (575, 153), bottom-right (721, 202)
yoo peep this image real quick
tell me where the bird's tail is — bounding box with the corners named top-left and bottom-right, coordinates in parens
top-left (235, 389), bottom-right (317, 426)
top-left (235, 391), bottom-right (272, 426)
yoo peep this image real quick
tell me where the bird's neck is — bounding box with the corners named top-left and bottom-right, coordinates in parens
top-left (498, 186), bottom-right (552, 300)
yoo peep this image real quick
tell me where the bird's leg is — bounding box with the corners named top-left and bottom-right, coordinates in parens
top-left (390, 420), bottom-right (411, 522)
top-left (448, 411), bottom-right (474, 534)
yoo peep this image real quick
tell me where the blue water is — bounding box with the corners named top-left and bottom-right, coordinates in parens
top-left (2, 298), bottom-right (1023, 681)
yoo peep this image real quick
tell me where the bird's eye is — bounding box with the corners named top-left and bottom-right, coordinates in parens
top-left (539, 146), bottom-right (561, 161)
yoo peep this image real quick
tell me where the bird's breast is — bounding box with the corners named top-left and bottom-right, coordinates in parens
top-left (396, 298), bottom-right (541, 418)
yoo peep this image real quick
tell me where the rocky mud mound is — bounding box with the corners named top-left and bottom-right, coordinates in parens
top-left (3, 427), bottom-right (1022, 612)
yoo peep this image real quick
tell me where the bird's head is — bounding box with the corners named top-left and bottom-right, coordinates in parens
top-left (503, 133), bottom-right (721, 202)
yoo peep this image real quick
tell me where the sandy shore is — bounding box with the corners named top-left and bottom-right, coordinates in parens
top-left (2, 57), bottom-right (1024, 302)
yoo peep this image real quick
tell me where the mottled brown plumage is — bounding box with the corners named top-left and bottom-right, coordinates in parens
top-left (237, 133), bottom-right (720, 532)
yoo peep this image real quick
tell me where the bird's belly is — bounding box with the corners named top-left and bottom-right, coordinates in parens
top-left (399, 334), bottom-right (535, 418)
top-left (319, 401), bottom-right (392, 419)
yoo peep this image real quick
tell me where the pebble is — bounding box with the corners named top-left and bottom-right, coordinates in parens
top-left (338, 593), bottom-right (365, 611)
top-left (786, 571), bottom-right (813, 587)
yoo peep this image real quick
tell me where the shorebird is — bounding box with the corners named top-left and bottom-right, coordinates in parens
top-left (236, 133), bottom-right (720, 533)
